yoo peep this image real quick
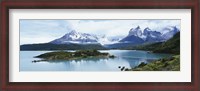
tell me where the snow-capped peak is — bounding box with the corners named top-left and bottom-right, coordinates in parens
top-left (68, 30), bottom-right (78, 35)
top-left (121, 25), bottom-right (177, 43)
top-left (128, 26), bottom-right (142, 37)
top-left (50, 30), bottom-right (117, 45)
top-left (144, 27), bottom-right (151, 31)
top-left (161, 26), bottom-right (179, 35)
top-left (50, 30), bottom-right (99, 44)
top-left (49, 25), bottom-right (179, 46)
top-left (135, 25), bottom-right (141, 30)
top-left (161, 26), bottom-right (180, 40)
top-left (97, 35), bottom-right (111, 45)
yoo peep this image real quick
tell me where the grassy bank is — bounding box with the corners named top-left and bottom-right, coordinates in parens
top-left (127, 55), bottom-right (180, 71)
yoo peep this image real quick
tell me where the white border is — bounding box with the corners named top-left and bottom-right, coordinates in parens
top-left (9, 9), bottom-right (191, 82)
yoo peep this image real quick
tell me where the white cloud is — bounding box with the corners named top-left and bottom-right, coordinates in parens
top-left (65, 20), bottom-right (180, 37)
top-left (20, 20), bottom-right (180, 44)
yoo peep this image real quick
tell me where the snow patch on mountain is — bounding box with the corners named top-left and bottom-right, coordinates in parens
top-left (97, 35), bottom-right (112, 45)
top-left (50, 30), bottom-right (98, 44)
top-left (50, 30), bottom-right (116, 45)
top-left (120, 25), bottom-right (180, 43)
top-left (128, 26), bottom-right (143, 37)
top-left (49, 25), bottom-right (180, 46)
top-left (161, 26), bottom-right (180, 40)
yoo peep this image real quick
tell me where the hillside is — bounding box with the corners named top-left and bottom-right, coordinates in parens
top-left (20, 43), bottom-right (107, 51)
top-left (128, 55), bottom-right (180, 71)
top-left (126, 32), bottom-right (180, 54)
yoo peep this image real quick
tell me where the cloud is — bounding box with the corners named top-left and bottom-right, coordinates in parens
top-left (20, 20), bottom-right (180, 44)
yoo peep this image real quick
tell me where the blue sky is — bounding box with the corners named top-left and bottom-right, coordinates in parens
top-left (20, 20), bottom-right (180, 45)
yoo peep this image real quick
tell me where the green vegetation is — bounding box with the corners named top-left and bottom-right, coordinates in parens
top-left (123, 32), bottom-right (180, 71)
top-left (122, 32), bottom-right (180, 54)
top-left (128, 55), bottom-right (180, 71)
top-left (34, 50), bottom-right (115, 61)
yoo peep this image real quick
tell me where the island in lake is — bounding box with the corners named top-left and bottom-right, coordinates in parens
top-left (33, 50), bottom-right (115, 62)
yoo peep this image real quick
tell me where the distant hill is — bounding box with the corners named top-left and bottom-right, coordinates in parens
top-left (129, 32), bottom-right (180, 54)
top-left (20, 43), bottom-right (107, 51)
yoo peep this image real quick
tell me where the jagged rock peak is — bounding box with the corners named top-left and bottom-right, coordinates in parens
top-left (69, 30), bottom-right (78, 34)
top-left (144, 27), bottom-right (150, 31)
top-left (136, 25), bottom-right (140, 29)
top-left (128, 26), bottom-right (142, 37)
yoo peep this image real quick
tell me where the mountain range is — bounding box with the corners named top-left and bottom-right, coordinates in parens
top-left (125, 31), bottom-right (180, 54)
top-left (120, 26), bottom-right (179, 43)
top-left (50, 30), bottom-right (118, 45)
top-left (20, 25), bottom-right (180, 50)
top-left (50, 26), bottom-right (179, 44)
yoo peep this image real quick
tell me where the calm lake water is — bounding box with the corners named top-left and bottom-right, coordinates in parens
top-left (20, 50), bottom-right (173, 71)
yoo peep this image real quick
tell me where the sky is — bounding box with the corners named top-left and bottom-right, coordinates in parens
top-left (20, 20), bottom-right (180, 45)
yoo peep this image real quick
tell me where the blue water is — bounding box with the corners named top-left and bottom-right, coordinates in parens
top-left (20, 50), bottom-right (173, 71)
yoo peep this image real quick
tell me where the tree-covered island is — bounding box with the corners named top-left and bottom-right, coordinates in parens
top-left (33, 50), bottom-right (115, 62)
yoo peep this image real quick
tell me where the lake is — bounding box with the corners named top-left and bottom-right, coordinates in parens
top-left (20, 50), bottom-right (173, 71)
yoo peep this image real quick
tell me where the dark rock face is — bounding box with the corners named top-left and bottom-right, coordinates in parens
top-left (120, 26), bottom-right (179, 44)
top-left (120, 35), bottom-right (144, 44)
